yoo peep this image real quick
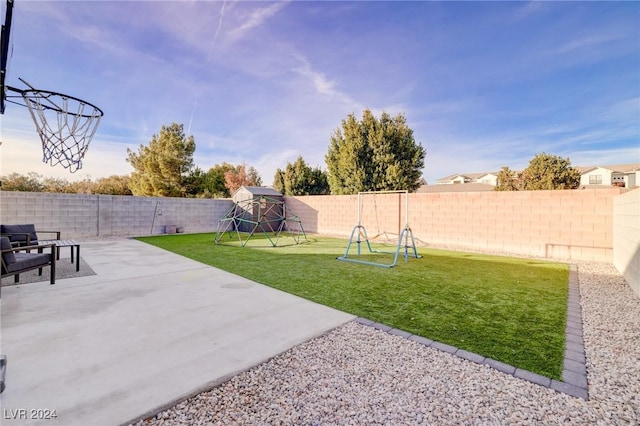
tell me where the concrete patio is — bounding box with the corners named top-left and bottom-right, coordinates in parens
top-left (0, 238), bottom-right (355, 425)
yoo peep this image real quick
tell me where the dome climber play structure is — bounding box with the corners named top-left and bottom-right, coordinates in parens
top-left (214, 186), bottom-right (306, 247)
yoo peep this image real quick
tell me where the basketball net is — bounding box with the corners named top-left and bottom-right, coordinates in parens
top-left (21, 89), bottom-right (103, 172)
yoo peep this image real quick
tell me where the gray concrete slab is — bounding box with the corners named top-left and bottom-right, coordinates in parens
top-left (0, 239), bottom-right (355, 426)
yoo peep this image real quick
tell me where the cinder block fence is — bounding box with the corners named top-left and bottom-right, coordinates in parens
top-left (613, 189), bottom-right (640, 297)
top-left (0, 192), bottom-right (233, 238)
top-left (286, 188), bottom-right (624, 262)
top-left (1, 187), bottom-right (638, 296)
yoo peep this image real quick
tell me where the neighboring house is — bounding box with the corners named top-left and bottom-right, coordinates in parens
top-left (436, 172), bottom-right (499, 186)
top-left (428, 163), bottom-right (640, 191)
top-left (476, 173), bottom-right (499, 186)
top-left (419, 171), bottom-right (498, 192)
top-left (576, 164), bottom-right (640, 189)
top-left (416, 182), bottom-right (495, 193)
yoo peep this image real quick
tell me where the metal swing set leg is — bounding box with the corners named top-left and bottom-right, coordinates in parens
top-left (338, 224), bottom-right (421, 268)
top-left (337, 190), bottom-right (421, 268)
top-left (392, 226), bottom-right (422, 265)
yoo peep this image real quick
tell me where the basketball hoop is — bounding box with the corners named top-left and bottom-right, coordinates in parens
top-left (6, 79), bottom-right (104, 173)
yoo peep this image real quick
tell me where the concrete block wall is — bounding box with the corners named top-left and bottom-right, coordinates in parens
top-left (285, 195), bottom-right (356, 236)
top-left (613, 188), bottom-right (640, 297)
top-left (410, 189), bottom-right (620, 261)
top-left (287, 188), bottom-right (624, 262)
top-left (0, 191), bottom-right (233, 239)
top-left (1, 189), bottom-right (631, 266)
top-left (1, 192), bottom-right (100, 237)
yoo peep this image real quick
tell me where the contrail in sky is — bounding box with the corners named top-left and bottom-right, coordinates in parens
top-left (208, 0), bottom-right (227, 62)
top-left (188, 0), bottom-right (226, 134)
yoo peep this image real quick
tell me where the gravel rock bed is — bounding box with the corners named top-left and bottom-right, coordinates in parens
top-left (132, 261), bottom-right (639, 425)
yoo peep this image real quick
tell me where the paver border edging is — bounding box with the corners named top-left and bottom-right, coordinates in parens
top-left (353, 264), bottom-right (589, 400)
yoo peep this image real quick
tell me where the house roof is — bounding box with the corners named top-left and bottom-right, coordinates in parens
top-left (477, 172), bottom-right (498, 178)
top-left (437, 171), bottom-right (499, 182)
top-left (232, 186), bottom-right (283, 197)
top-left (575, 163), bottom-right (640, 174)
top-left (417, 183), bottom-right (495, 193)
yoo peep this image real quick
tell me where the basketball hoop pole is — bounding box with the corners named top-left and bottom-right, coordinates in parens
top-left (0, 0), bottom-right (13, 115)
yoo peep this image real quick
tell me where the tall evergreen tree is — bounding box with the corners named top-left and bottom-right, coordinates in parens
top-left (306, 166), bottom-right (331, 195)
top-left (183, 167), bottom-right (214, 198)
top-left (273, 168), bottom-right (286, 194)
top-left (325, 109), bottom-right (425, 195)
top-left (126, 123), bottom-right (196, 197)
top-left (273, 156), bottom-right (330, 195)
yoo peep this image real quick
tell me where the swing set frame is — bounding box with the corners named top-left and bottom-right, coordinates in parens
top-left (337, 190), bottom-right (421, 268)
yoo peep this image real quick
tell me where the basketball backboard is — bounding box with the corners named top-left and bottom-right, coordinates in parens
top-left (1, 0), bottom-right (13, 114)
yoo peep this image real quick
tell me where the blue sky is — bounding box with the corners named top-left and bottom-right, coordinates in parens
top-left (1, 0), bottom-right (639, 185)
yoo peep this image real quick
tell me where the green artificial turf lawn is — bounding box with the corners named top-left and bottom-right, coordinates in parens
top-left (137, 233), bottom-right (568, 379)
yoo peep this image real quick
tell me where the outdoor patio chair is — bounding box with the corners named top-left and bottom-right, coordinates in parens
top-left (1, 237), bottom-right (56, 286)
top-left (0, 224), bottom-right (61, 247)
top-left (0, 355), bottom-right (5, 394)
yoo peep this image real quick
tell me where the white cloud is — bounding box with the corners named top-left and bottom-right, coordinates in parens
top-left (291, 55), bottom-right (356, 107)
top-left (228, 1), bottom-right (290, 42)
top-left (511, 1), bottom-right (547, 21)
top-left (295, 64), bottom-right (335, 97)
top-left (551, 33), bottom-right (625, 55)
top-left (568, 147), bottom-right (640, 167)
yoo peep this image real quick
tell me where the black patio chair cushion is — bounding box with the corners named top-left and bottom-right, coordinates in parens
top-left (6, 252), bottom-right (52, 273)
top-left (1, 224), bottom-right (38, 244)
top-left (0, 237), bottom-right (16, 270)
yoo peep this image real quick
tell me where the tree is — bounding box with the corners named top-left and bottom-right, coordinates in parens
top-left (521, 153), bottom-right (581, 190)
top-left (42, 177), bottom-right (75, 193)
top-left (223, 163), bottom-right (262, 195)
top-left (325, 109), bottom-right (425, 195)
top-left (273, 168), bottom-right (286, 194)
top-left (183, 167), bottom-right (231, 198)
top-left (126, 123), bottom-right (196, 197)
top-left (92, 175), bottom-right (133, 195)
top-left (183, 167), bottom-right (210, 198)
top-left (248, 165), bottom-right (263, 188)
top-left (0, 172), bottom-right (44, 192)
top-left (274, 156), bottom-right (330, 195)
top-left (69, 178), bottom-right (97, 194)
top-left (307, 166), bottom-right (331, 195)
top-left (495, 166), bottom-right (520, 191)
top-left (0, 172), bottom-right (135, 194)
top-left (206, 163), bottom-right (236, 198)
top-left (285, 156), bottom-right (311, 195)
